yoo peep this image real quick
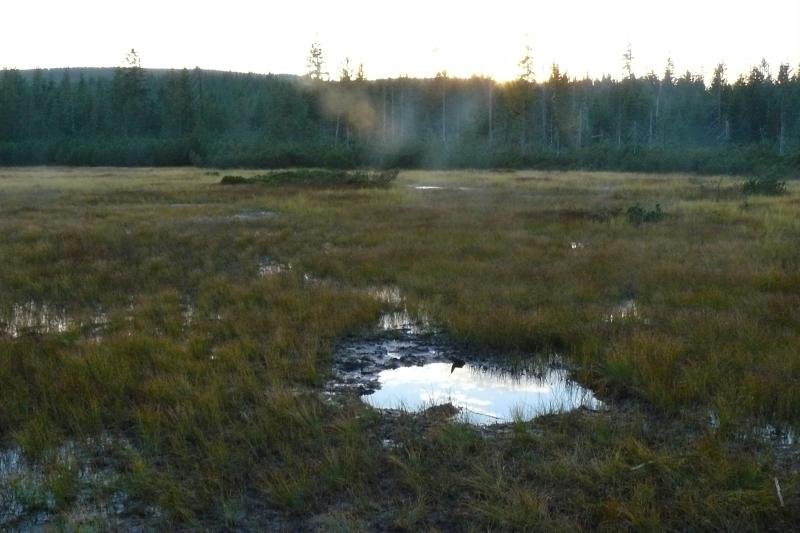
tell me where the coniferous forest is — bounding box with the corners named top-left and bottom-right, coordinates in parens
top-left (1, 50), bottom-right (799, 174)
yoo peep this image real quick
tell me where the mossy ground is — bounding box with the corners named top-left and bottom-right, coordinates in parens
top-left (0, 167), bottom-right (798, 529)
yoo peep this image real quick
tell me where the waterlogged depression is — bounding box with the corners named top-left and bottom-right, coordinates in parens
top-left (330, 296), bottom-right (603, 425)
top-left (366, 362), bottom-right (603, 424)
top-left (0, 302), bottom-right (80, 338)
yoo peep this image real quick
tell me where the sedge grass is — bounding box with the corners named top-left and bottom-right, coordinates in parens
top-left (0, 167), bottom-right (798, 528)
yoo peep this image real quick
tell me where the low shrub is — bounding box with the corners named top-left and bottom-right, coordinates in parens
top-left (626, 203), bottom-right (664, 225)
top-left (220, 175), bottom-right (250, 185)
top-left (741, 176), bottom-right (786, 196)
top-left (240, 169), bottom-right (399, 188)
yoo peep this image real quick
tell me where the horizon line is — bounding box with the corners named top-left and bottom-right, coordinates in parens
top-left (4, 59), bottom-right (799, 85)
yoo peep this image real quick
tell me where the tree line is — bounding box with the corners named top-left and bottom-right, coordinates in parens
top-left (0, 48), bottom-right (798, 175)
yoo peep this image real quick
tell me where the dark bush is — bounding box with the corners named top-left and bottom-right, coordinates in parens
top-left (249, 169), bottom-right (399, 188)
top-left (741, 176), bottom-right (786, 196)
top-left (627, 203), bottom-right (664, 225)
top-left (220, 175), bottom-right (250, 185)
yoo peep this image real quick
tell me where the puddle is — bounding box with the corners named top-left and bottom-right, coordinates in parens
top-left (191, 209), bottom-right (276, 224)
top-left (256, 264), bottom-right (390, 292)
top-left (230, 209), bottom-right (276, 221)
top-left (762, 425), bottom-right (796, 446)
top-left (256, 258), bottom-right (324, 285)
top-left (303, 273), bottom-right (321, 284)
top-left (330, 308), bottom-right (602, 425)
top-left (258, 257), bottom-right (292, 277)
top-left (1, 302), bottom-right (73, 338)
top-left (0, 436), bottom-right (162, 529)
top-left (409, 185), bottom-right (476, 192)
top-left (84, 309), bottom-right (110, 343)
top-left (365, 362), bottom-right (602, 424)
top-left (0, 302), bottom-right (120, 342)
top-left (708, 410), bottom-right (796, 446)
top-left (606, 298), bottom-right (641, 323)
top-left (167, 203), bottom-right (214, 208)
top-left (181, 302), bottom-right (195, 327)
top-left (0, 447), bottom-right (23, 479)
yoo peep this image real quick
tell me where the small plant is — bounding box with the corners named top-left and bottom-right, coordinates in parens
top-left (220, 175), bottom-right (250, 185)
top-left (741, 176), bottom-right (786, 196)
top-left (626, 203), bottom-right (663, 225)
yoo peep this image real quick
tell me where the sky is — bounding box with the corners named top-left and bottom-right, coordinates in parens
top-left (2, 0), bottom-right (799, 81)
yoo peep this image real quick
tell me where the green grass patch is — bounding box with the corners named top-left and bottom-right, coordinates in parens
top-left (220, 168), bottom-right (400, 188)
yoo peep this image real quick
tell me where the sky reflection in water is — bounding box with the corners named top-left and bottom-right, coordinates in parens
top-left (364, 362), bottom-right (602, 425)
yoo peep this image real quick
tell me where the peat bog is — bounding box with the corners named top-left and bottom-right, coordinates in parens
top-left (0, 167), bottom-right (799, 530)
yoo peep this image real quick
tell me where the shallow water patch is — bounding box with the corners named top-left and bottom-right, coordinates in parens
top-left (258, 257), bottom-right (292, 277)
top-left (330, 309), bottom-right (602, 425)
top-left (761, 424), bottom-right (796, 446)
top-left (1, 302), bottom-right (73, 338)
top-left (365, 362), bottom-right (602, 424)
top-left (605, 298), bottom-right (641, 323)
top-left (409, 185), bottom-right (476, 192)
top-left (181, 301), bottom-right (195, 327)
top-left (191, 209), bottom-right (277, 224)
top-left (230, 209), bottom-right (276, 221)
top-left (0, 302), bottom-right (137, 343)
top-left (708, 410), bottom-right (796, 447)
top-left (0, 436), bottom-right (162, 529)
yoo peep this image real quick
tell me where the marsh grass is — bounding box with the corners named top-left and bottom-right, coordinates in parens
top-left (221, 168), bottom-right (400, 188)
top-left (0, 167), bottom-right (798, 528)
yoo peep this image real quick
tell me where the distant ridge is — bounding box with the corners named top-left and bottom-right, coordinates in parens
top-left (11, 67), bottom-right (300, 82)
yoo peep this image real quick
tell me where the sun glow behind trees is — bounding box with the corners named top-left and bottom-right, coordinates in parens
top-left (2, 1), bottom-right (798, 170)
top-left (1, 54), bottom-right (798, 170)
top-left (1, 0), bottom-right (798, 81)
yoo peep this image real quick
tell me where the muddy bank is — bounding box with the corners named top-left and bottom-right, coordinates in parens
top-left (328, 310), bottom-right (444, 396)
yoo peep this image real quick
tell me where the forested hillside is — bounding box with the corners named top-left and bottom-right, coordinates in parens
top-left (1, 54), bottom-right (798, 173)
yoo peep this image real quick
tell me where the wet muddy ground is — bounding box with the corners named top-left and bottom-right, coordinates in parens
top-left (328, 306), bottom-right (602, 425)
top-left (0, 437), bottom-right (161, 530)
top-left (2, 168), bottom-right (799, 529)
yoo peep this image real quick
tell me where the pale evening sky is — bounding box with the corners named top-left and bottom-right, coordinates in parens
top-left (2, 0), bottom-right (799, 81)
